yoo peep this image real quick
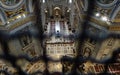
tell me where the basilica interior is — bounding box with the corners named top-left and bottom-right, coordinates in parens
top-left (0, 0), bottom-right (120, 75)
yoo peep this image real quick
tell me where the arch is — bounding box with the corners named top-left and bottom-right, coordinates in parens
top-left (84, 0), bottom-right (88, 11)
top-left (0, 9), bottom-right (7, 25)
top-left (26, 0), bottom-right (33, 13)
top-left (83, 47), bottom-right (91, 58)
top-left (96, 0), bottom-right (118, 8)
top-left (0, 0), bottom-right (25, 11)
top-left (109, 3), bottom-right (120, 20)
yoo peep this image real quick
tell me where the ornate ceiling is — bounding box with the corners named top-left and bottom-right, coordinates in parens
top-left (0, 0), bottom-right (119, 75)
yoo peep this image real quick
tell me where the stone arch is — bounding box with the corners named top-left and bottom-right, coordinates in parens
top-left (0, 9), bottom-right (7, 25)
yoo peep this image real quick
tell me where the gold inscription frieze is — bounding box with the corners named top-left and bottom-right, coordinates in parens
top-left (109, 25), bottom-right (120, 31)
top-left (5, 5), bottom-right (26, 18)
top-left (8, 15), bottom-right (36, 31)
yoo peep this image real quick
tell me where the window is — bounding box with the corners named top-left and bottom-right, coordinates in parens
top-left (19, 34), bottom-right (32, 47)
top-left (83, 47), bottom-right (91, 58)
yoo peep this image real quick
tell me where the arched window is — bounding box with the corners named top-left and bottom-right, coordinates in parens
top-left (83, 47), bottom-right (91, 58)
top-left (19, 34), bottom-right (32, 47)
